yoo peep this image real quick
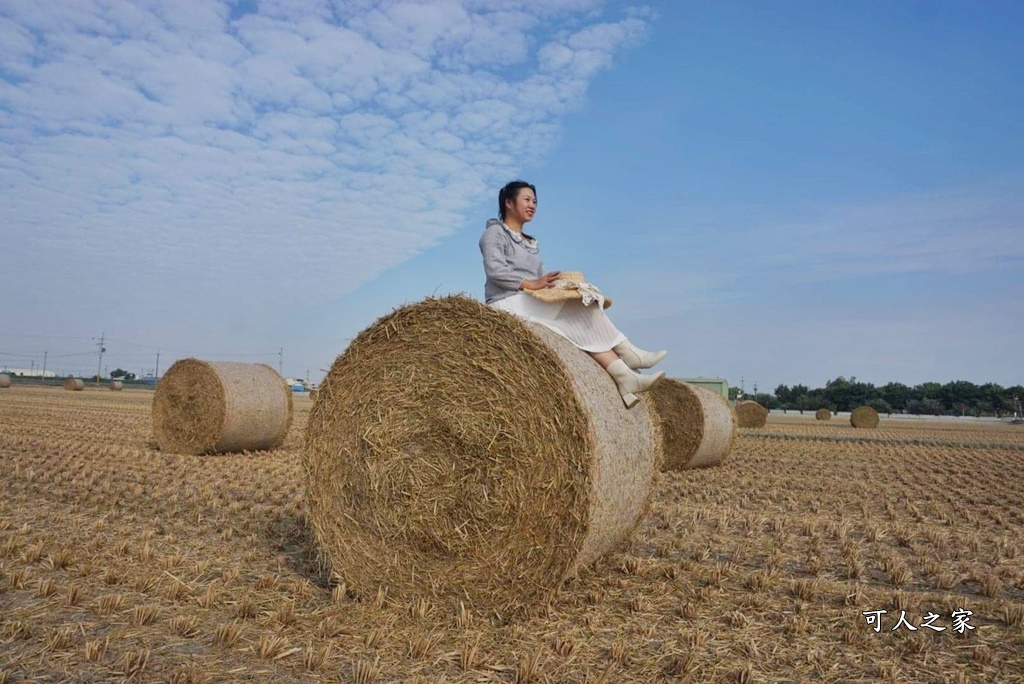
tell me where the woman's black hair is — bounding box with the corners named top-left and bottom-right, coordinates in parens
top-left (498, 180), bottom-right (536, 221)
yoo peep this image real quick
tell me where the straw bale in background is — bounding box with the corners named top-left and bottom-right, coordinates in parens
top-left (736, 400), bottom-right (768, 428)
top-left (109, 380), bottom-right (124, 391)
top-left (815, 408), bottom-right (832, 421)
top-left (0, 374), bottom-right (10, 389)
top-left (303, 295), bottom-right (661, 613)
top-left (152, 360), bottom-right (292, 455)
top-left (63, 378), bottom-right (84, 391)
top-left (649, 379), bottom-right (736, 470)
top-left (850, 406), bottom-right (880, 428)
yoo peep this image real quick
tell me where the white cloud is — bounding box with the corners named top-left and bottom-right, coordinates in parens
top-left (0, 0), bottom-right (650, 334)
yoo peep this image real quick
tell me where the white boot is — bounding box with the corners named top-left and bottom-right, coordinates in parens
top-left (606, 359), bottom-right (665, 408)
top-left (613, 339), bottom-right (667, 370)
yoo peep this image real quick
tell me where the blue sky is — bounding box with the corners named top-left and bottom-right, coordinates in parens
top-left (2, 0), bottom-right (1022, 392)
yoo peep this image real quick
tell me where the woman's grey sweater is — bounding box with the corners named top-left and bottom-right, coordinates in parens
top-left (479, 219), bottom-right (545, 304)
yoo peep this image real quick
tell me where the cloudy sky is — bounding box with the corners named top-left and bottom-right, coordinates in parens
top-left (2, 0), bottom-right (1022, 392)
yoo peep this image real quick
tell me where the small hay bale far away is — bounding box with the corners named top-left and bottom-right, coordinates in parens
top-left (303, 295), bottom-right (661, 614)
top-left (815, 408), bottom-right (832, 421)
top-left (649, 378), bottom-right (736, 470)
top-left (63, 378), bottom-right (84, 391)
top-left (109, 380), bottom-right (124, 391)
top-left (850, 406), bottom-right (880, 428)
top-left (0, 374), bottom-right (10, 389)
top-left (152, 359), bottom-right (293, 455)
top-left (735, 400), bottom-right (768, 428)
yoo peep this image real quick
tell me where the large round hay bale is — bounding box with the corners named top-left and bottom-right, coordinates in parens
top-left (109, 380), bottom-right (124, 391)
top-left (0, 374), bottom-right (10, 389)
top-left (153, 360), bottom-right (293, 454)
top-left (815, 408), bottom-right (832, 421)
top-left (63, 378), bottom-right (84, 391)
top-left (850, 406), bottom-right (880, 428)
top-left (735, 400), bottom-right (768, 428)
top-left (303, 296), bottom-right (661, 613)
top-left (649, 379), bottom-right (736, 470)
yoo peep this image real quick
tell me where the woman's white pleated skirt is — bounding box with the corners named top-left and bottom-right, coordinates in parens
top-left (489, 293), bottom-right (626, 353)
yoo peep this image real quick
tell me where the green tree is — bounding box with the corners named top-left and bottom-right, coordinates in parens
top-left (786, 384), bottom-right (809, 411)
top-left (941, 380), bottom-right (979, 411)
top-left (879, 382), bottom-right (912, 412)
top-left (867, 398), bottom-right (893, 415)
top-left (917, 382), bottom-right (943, 404)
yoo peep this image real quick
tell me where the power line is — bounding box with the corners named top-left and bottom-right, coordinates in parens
top-left (0, 350), bottom-right (96, 358)
top-left (1, 333), bottom-right (278, 358)
top-left (0, 333), bottom-right (93, 340)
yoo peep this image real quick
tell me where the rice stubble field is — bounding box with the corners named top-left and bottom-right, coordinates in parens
top-left (2, 387), bottom-right (1023, 682)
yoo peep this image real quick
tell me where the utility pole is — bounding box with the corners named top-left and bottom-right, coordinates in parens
top-left (42, 350), bottom-right (47, 381)
top-left (95, 332), bottom-right (106, 385)
top-left (155, 350), bottom-right (160, 379)
top-left (278, 347), bottom-right (283, 378)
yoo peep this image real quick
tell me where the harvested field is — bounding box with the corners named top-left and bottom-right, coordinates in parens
top-left (757, 415), bottom-right (1024, 445)
top-left (2, 386), bottom-right (1024, 682)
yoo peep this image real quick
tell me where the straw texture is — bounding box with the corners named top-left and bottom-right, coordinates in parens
top-left (850, 406), bottom-right (880, 429)
top-left (815, 408), bottom-right (832, 421)
top-left (63, 378), bottom-right (84, 391)
top-left (0, 374), bottom-right (10, 389)
top-left (303, 295), bottom-right (660, 613)
top-left (109, 380), bottom-right (124, 391)
top-left (649, 379), bottom-right (737, 470)
top-left (152, 359), bottom-right (293, 455)
top-left (736, 400), bottom-right (768, 428)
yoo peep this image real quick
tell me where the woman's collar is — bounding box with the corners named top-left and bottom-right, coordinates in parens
top-left (500, 221), bottom-right (539, 250)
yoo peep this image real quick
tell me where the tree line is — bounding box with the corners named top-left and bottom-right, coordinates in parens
top-left (728, 377), bottom-right (1024, 417)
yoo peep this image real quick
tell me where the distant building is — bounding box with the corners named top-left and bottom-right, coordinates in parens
top-left (285, 378), bottom-right (311, 392)
top-left (0, 368), bottom-right (59, 378)
top-left (681, 377), bottom-right (730, 400)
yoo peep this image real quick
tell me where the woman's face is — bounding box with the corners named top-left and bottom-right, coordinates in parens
top-left (505, 188), bottom-right (537, 225)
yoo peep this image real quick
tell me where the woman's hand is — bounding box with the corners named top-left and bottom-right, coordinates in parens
top-left (522, 271), bottom-right (562, 291)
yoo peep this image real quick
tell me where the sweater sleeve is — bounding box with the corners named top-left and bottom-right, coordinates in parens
top-left (479, 228), bottom-right (527, 291)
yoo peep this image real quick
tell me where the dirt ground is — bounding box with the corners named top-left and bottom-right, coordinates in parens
top-left (2, 386), bottom-right (1023, 683)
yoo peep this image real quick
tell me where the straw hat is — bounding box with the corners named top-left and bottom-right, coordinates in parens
top-left (525, 271), bottom-right (613, 309)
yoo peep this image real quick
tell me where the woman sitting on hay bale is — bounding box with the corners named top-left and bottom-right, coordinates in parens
top-left (480, 180), bottom-right (667, 408)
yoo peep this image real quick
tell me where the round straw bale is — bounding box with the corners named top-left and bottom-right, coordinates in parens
top-left (63, 378), bottom-right (84, 391)
top-left (648, 379), bottom-right (736, 470)
top-left (815, 408), bottom-right (832, 421)
top-left (303, 295), bottom-right (661, 613)
top-left (735, 400), bottom-right (768, 428)
top-left (850, 406), bottom-right (880, 428)
top-left (0, 374), bottom-right (10, 388)
top-left (153, 359), bottom-right (293, 455)
top-left (109, 380), bottom-right (124, 391)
